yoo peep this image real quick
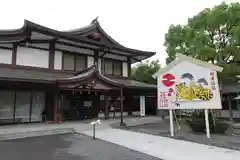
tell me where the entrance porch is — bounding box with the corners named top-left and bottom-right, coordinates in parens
top-left (0, 66), bottom-right (157, 125)
top-left (55, 65), bottom-right (157, 125)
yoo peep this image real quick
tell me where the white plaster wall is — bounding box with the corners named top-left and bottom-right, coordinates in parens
top-left (55, 44), bottom-right (94, 55)
top-left (104, 53), bottom-right (127, 61)
top-left (0, 49), bottom-right (12, 64)
top-left (87, 56), bottom-right (94, 67)
top-left (54, 51), bottom-right (62, 70)
top-left (16, 47), bottom-right (49, 68)
top-left (31, 32), bottom-right (53, 40)
top-left (157, 61), bottom-right (222, 109)
top-left (98, 58), bottom-right (101, 73)
top-left (27, 43), bottom-right (49, 49)
top-left (122, 62), bottom-right (128, 77)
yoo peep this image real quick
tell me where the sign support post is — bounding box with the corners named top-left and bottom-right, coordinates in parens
top-left (204, 109), bottom-right (210, 138)
top-left (169, 109), bottom-right (174, 136)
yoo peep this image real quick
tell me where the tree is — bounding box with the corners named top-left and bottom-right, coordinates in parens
top-left (132, 60), bottom-right (160, 84)
top-left (164, 2), bottom-right (240, 83)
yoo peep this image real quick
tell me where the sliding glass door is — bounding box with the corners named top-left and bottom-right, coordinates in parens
top-left (0, 91), bottom-right (14, 124)
top-left (15, 92), bottom-right (31, 123)
top-left (0, 91), bottom-right (46, 124)
top-left (31, 92), bottom-right (45, 122)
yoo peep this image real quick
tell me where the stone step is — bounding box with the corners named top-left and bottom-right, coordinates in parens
top-left (0, 128), bottom-right (75, 140)
top-left (232, 124), bottom-right (240, 135)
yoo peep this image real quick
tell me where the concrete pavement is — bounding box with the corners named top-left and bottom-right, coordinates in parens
top-left (80, 128), bottom-right (240, 160)
top-left (0, 116), bottom-right (240, 160)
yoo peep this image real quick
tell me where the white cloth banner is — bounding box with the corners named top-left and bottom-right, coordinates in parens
top-left (140, 96), bottom-right (145, 116)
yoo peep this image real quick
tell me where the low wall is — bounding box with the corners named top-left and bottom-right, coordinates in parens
top-left (214, 110), bottom-right (240, 118)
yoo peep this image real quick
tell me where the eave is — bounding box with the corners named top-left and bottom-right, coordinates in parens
top-left (58, 65), bottom-right (157, 89)
top-left (0, 19), bottom-right (156, 62)
top-left (64, 18), bottom-right (156, 58)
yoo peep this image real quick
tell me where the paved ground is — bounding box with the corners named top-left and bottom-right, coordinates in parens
top-left (1, 117), bottom-right (240, 160)
top-left (121, 120), bottom-right (240, 151)
top-left (0, 133), bottom-right (161, 160)
top-left (81, 128), bottom-right (240, 160)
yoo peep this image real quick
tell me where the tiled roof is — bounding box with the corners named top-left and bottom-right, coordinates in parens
top-left (0, 67), bottom-right (72, 83)
top-left (111, 78), bottom-right (157, 88)
top-left (0, 66), bottom-right (157, 89)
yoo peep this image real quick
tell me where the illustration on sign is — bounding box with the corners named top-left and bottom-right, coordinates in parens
top-left (175, 72), bottom-right (213, 101)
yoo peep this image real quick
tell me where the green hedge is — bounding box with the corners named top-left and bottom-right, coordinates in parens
top-left (186, 111), bottom-right (229, 134)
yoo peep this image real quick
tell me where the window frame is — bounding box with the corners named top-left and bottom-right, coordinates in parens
top-left (101, 58), bottom-right (123, 76)
top-left (62, 52), bottom-right (87, 72)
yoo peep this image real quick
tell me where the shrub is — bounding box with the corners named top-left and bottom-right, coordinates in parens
top-left (213, 121), bottom-right (229, 134)
top-left (186, 119), bottom-right (206, 133)
top-left (186, 111), bottom-right (229, 134)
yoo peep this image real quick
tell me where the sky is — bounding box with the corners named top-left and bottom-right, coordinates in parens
top-left (0, 0), bottom-right (239, 67)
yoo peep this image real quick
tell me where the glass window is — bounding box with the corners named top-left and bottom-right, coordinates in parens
top-left (103, 60), bottom-right (113, 75)
top-left (102, 59), bottom-right (122, 76)
top-left (113, 61), bottom-right (122, 76)
top-left (75, 55), bottom-right (86, 71)
top-left (15, 92), bottom-right (31, 123)
top-left (0, 91), bottom-right (14, 124)
top-left (31, 92), bottom-right (45, 122)
top-left (63, 53), bottom-right (75, 70)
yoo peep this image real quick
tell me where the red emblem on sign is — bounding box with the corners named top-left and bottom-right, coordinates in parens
top-left (161, 73), bottom-right (176, 87)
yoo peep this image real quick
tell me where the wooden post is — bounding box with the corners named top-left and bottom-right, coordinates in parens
top-left (169, 109), bottom-right (174, 136)
top-left (127, 94), bottom-right (133, 116)
top-left (104, 94), bottom-right (109, 119)
top-left (53, 91), bottom-right (60, 123)
top-left (228, 97), bottom-right (233, 123)
top-left (204, 109), bottom-right (211, 138)
top-left (120, 88), bottom-right (125, 126)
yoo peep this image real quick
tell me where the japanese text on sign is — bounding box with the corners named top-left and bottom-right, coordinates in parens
top-left (159, 92), bottom-right (168, 108)
top-left (210, 72), bottom-right (216, 90)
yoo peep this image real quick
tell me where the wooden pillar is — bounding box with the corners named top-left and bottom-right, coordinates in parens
top-left (49, 41), bottom-right (55, 69)
top-left (228, 97), bottom-right (233, 123)
top-left (126, 92), bottom-right (133, 116)
top-left (12, 43), bottom-right (17, 67)
top-left (94, 51), bottom-right (99, 68)
top-left (53, 91), bottom-right (60, 123)
top-left (120, 88), bottom-right (125, 126)
top-left (104, 93), bottom-right (109, 119)
top-left (127, 57), bottom-right (132, 78)
top-left (237, 92), bottom-right (240, 110)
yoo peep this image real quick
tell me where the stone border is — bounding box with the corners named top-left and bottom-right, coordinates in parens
top-left (0, 128), bottom-right (75, 140)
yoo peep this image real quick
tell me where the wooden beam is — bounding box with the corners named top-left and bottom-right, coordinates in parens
top-left (127, 57), bottom-right (132, 77)
top-left (12, 43), bottom-right (17, 66)
top-left (99, 52), bottom-right (107, 58)
top-left (120, 88), bottom-right (125, 126)
top-left (29, 39), bottom-right (53, 43)
top-left (56, 40), bottom-right (138, 61)
top-left (130, 56), bottom-right (141, 62)
top-left (49, 41), bottom-right (55, 69)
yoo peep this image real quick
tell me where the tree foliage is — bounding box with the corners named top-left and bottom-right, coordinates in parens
top-left (132, 60), bottom-right (160, 84)
top-left (164, 2), bottom-right (240, 83)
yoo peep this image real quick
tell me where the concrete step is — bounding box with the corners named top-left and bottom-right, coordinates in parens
top-left (232, 123), bottom-right (240, 135)
top-left (0, 128), bottom-right (75, 140)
